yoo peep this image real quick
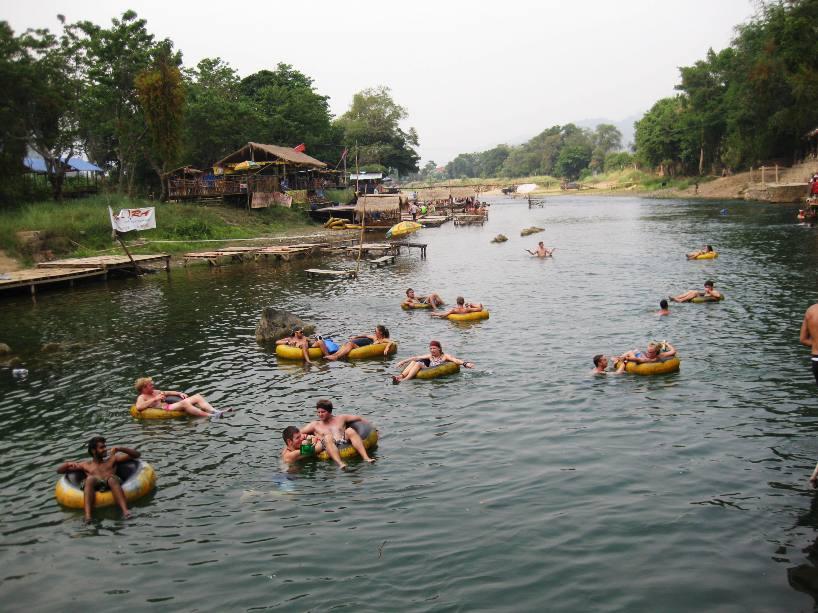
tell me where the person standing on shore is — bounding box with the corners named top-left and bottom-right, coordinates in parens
top-left (800, 303), bottom-right (818, 385)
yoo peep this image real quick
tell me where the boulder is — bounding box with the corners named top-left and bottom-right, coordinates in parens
top-left (520, 226), bottom-right (545, 236)
top-left (255, 308), bottom-right (315, 344)
top-left (491, 234), bottom-right (508, 243)
top-left (41, 342), bottom-right (63, 353)
top-left (0, 343), bottom-right (10, 355)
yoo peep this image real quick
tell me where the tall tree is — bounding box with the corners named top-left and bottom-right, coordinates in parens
top-left (336, 86), bottom-right (419, 175)
top-left (135, 42), bottom-right (185, 201)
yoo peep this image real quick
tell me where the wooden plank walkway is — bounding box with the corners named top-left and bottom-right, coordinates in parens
top-left (391, 241), bottom-right (428, 259)
top-left (37, 254), bottom-right (170, 270)
top-left (305, 268), bottom-right (357, 279)
top-left (0, 267), bottom-right (107, 295)
top-left (369, 255), bottom-right (396, 268)
top-left (256, 246), bottom-right (313, 261)
top-left (183, 251), bottom-right (252, 266)
top-left (344, 243), bottom-right (398, 257)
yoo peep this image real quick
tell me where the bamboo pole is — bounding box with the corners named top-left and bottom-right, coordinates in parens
top-left (355, 151), bottom-right (365, 276)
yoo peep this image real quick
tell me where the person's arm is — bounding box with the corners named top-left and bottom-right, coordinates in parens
top-left (275, 337), bottom-right (290, 346)
top-left (444, 354), bottom-right (474, 368)
top-left (800, 314), bottom-right (813, 346)
top-left (396, 354), bottom-right (422, 367)
top-left (659, 343), bottom-right (677, 359)
top-left (810, 461), bottom-right (818, 487)
top-left (339, 414), bottom-right (365, 424)
top-left (109, 447), bottom-right (140, 462)
top-left (300, 422), bottom-right (317, 435)
top-left (431, 309), bottom-right (453, 318)
top-left (525, 249), bottom-right (535, 255)
top-left (56, 461), bottom-right (84, 474)
top-left (135, 392), bottom-right (162, 411)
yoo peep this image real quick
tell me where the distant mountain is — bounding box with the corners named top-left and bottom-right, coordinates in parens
top-left (575, 114), bottom-right (642, 151)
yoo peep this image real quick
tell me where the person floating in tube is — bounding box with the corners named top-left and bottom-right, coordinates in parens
top-left (298, 399), bottom-right (376, 469)
top-left (134, 377), bottom-right (223, 418)
top-left (430, 296), bottom-right (483, 318)
top-left (56, 436), bottom-right (140, 522)
top-left (392, 339), bottom-right (474, 384)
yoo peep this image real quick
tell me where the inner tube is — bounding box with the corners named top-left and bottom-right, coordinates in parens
top-left (55, 459), bottom-right (156, 509)
top-left (691, 294), bottom-right (725, 303)
top-left (316, 421), bottom-right (378, 461)
top-left (624, 357), bottom-right (681, 376)
top-left (275, 344), bottom-right (324, 360)
top-left (447, 310), bottom-right (490, 322)
top-left (401, 302), bottom-right (432, 310)
top-left (348, 341), bottom-right (398, 359)
top-left (691, 252), bottom-right (718, 260)
top-left (416, 361), bottom-right (461, 380)
top-left (130, 395), bottom-right (186, 419)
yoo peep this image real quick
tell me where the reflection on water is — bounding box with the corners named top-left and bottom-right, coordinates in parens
top-left (2, 196), bottom-right (818, 610)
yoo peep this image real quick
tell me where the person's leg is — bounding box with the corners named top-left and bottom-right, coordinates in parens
top-left (394, 361), bottom-right (423, 383)
top-left (326, 342), bottom-right (355, 361)
top-left (429, 293), bottom-right (444, 307)
top-left (671, 291), bottom-right (696, 302)
top-left (174, 399), bottom-right (212, 417)
top-left (83, 477), bottom-right (98, 522)
top-left (321, 434), bottom-right (347, 469)
top-left (186, 394), bottom-right (216, 412)
top-left (298, 339), bottom-right (314, 363)
top-left (345, 426), bottom-right (374, 462)
top-left (107, 477), bottom-right (131, 519)
top-left (313, 340), bottom-right (330, 356)
top-left (811, 356), bottom-right (818, 385)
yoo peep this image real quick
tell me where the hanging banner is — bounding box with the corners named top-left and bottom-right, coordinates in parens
top-left (109, 206), bottom-right (156, 232)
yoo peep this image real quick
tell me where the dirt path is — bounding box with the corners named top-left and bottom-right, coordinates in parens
top-left (0, 249), bottom-right (21, 272)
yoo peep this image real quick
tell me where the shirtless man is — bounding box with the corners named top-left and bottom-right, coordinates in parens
top-left (276, 327), bottom-right (315, 363)
top-left (671, 280), bottom-right (722, 303)
top-left (526, 241), bottom-right (554, 257)
top-left (56, 436), bottom-right (140, 522)
top-left (658, 299), bottom-right (670, 316)
top-left (325, 325), bottom-right (394, 361)
top-left (617, 341), bottom-right (677, 364)
top-left (591, 354), bottom-right (625, 375)
top-left (403, 288), bottom-right (444, 309)
top-left (280, 426), bottom-right (325, 464)
top-left (431, 296), bottom-right (484, 318)
top-left (300, 399), bottom-right (375, 469)
top-left (800, 303), bottom-right (818, 385)
top-left (134, 377), bottom-right (222, 418)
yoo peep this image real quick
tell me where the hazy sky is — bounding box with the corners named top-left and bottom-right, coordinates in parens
top-left (6, 0), bottom-right (755, 165)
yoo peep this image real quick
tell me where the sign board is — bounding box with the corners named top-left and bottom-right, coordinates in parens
top-left (109, 207), bottom-right (156, 232)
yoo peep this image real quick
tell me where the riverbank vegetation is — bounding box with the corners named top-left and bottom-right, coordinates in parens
top-left (0, 196), bottom-right (316, 265)
top-left (437, 0), bottom-right (818, 183)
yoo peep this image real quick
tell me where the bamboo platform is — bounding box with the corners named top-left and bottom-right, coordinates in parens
top-left (305, 268), bottom-right (357, 279)
top-left (369, 254), bottom-right (396, 268)
top-left (37, 254), bottom-right (171, 270)
top-left (391, 241), bottom-right (428, 259)
top-left (344, 243), bottom-right (398, 257)
top-left (256, 246), bottom-right (313, 261)
top-left (0, 267), bottom-right (107, 295)
top-left (453, 215), bottom-right (487, 226)
top-left (183, 250), bottom-right (254, 266)
top-left (419, 216), bottom-right (449, 227)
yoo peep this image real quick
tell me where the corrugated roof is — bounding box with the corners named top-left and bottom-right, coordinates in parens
top-left (23, 157), bottom-right (102, 173)
top-left (215, 142), bottom-right (327, 168)
top-left (350, 172), bottom-right (383, 180)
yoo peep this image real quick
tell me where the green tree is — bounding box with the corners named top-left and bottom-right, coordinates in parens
top-left (336, 86), bottom-right (420, 175)
top-left (135, 42), bottom-right (185, 201)
top-left (634, 96), bottom-right (698, 175)
top-left (590, 124), bottom-right (623, 172)
top-left (477, 145), bottom-right (510, 177)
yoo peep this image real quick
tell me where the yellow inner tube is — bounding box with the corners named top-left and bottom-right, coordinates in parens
top-left (55, 460), bottom-right (156, 509)
top-left (130, 405), bottom-right (186, 420)
top-left (624, 357), bottom-right (681, 376)
top-left (275, 344), bottom-right (324, 360)
top-left (416, 361), bottom-right (461, 379)
top-left (348, 342), bottom-right (398, 359)
top-left (691, 252), bottom-right (718, 259)
top-left (691, 294), bottom-right (725, 303)
top-left (447, 310), bottom-right (490, 322)
top-left (401, 302), bottom-right (432, 310)
top-left (316, 422), bottom-right (378, 461)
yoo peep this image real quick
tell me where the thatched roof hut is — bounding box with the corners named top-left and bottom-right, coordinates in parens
top-left (214, 142), bottom-right (327, 170)
top-left (354, 194), bottom-right (407, 213)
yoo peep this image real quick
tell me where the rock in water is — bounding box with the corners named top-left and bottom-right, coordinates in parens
top-left (520, 226), bottom-right (545, 236)
top-left (255, 308), bottom-right (315, 344)
top-left (0, 343), bottom-right (10, 355)
top-left (491, 234), bottom-right (508, 243)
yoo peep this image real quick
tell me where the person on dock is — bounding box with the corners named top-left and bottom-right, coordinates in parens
top-left (403, 288), bottom-right (445, 309)
top-left (592, 354), bottom-right (626, 375)
top-left (658, 299), bottom-right (670, 316)
top-left (617, 341), bottom-right (676, 364)
top-left (281, 426), bottom-right (325, 463)
top-left (799, 303), bottom-right (818, 385)
top-left (325, 325), bottom-right (394, 361)
top-left (392, 340), bottom-right (474, 384)
top-left (134, 377), bottom-right (223, 418)
top-left (56, 436), bottom-right (140, 522)
top-left (409, 201), bottom-right (419, 221)
top-left (300, 399), bottom-right (375, 469)
top-left (686, 245), bottom-right (715, 259)
top-left (431, 296), bottom-right (484, 318)
top-left (276, 328), bottom-right (317, 364)
top-left (526, 241), bottom-right (554, 257)
top-left (671, 280), bottom-right (722, 302)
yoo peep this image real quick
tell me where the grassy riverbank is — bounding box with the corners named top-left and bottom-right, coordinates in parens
top-left (0, 195), bottom-right (320, 265)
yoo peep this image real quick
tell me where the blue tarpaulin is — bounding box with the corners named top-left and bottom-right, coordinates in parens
top-left (23, 157), bottom-right (102, 173)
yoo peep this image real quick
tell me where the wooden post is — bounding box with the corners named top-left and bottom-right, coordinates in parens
top-left (775, 164), bottom-right (779, 183)
top-left (761, 165), bottom-right (765, 187)
top-left (115, 231), bottom-right (141, 276)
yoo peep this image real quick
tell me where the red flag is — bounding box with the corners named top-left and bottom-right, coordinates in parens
top-left (293, 143), bottom-right (306, 153)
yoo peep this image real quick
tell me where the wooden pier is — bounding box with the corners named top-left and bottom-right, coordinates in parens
top-left (0, 267), bottom-right (107, 295)
top-left (305, 268), bottom-right (357, 279)
top-left (369, 254), bottom-right (396, 268)
top-left (345, 243), bottom-right (398, 257)
top-left (453, 215), bottom-right (487, 226)
top-left (37, 254), bottom-right (171, 271)
top-left (391, 241), bottom-right (428, 259)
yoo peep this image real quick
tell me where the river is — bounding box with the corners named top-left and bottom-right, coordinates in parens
top-left (1, 195), bottom-right (818, 611)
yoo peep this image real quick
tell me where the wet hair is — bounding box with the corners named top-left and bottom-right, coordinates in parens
top-left (376, 324), bottom-right (389, 338)
top-left (647, 342), bottom-right (660, 353)
top-left (456, 296), bottom-right (465, 305)
top-left (134, 377), bottom-right (152, 392)
top-left (282, 426), bottom-right (299, 443)
top-left (406, 288), bottom-right (414, 296)
top-left (429, 340), bottom-right (442, 350)
top-left (659, 299), bottom-right (668, 309)
top-left (316, 399), bottom-right (333, 412)
top-left (706, 245), bottom-right (713, 251)
top-left (87, 436), bottom-right (106, 457)
top-left (704, 280), bottom-right (715, 288)
top-left (593, 354), bottom-right (604, 367)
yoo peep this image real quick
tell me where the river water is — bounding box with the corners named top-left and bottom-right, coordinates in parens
top-left (2, 196), bottom-right (818, 611)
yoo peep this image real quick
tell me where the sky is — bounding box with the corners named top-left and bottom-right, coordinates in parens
top-left (5, 0), bottom-right (756, 166)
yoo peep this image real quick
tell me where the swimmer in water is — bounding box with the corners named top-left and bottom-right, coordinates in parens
top-left (526, 241), bottom-right (554, 257)
top-left (658, 299), bottom-right (670, 316)
top-left (299, 399), bottom-right (376, 469)
top-left (591, 354), bottom-right (626, 375)
top-left (281, 426), bottom-right (325, 463)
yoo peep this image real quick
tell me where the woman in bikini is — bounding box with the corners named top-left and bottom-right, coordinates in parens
top-left (392, 340), bottom-right (474, 384)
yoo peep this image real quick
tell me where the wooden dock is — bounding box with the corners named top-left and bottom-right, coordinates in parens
top-left (391, 241), bottom-right (428, 259)
top-left (183, 250), bottom-right (254, 266)
top-left (256, 245), bottom-right (314, 261)
top-left (305, 268), bottom-right (357, 279)
top-left (37, 254), bottom-right (171, 271)
top-left (453, 214), bottom-right (487, 226)
top-left (345, 243), bottom-right (398, 257)
top-left (369, 254), bottom-right (396, 268)
top-left (0, 267), bottom-right (108, 295)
